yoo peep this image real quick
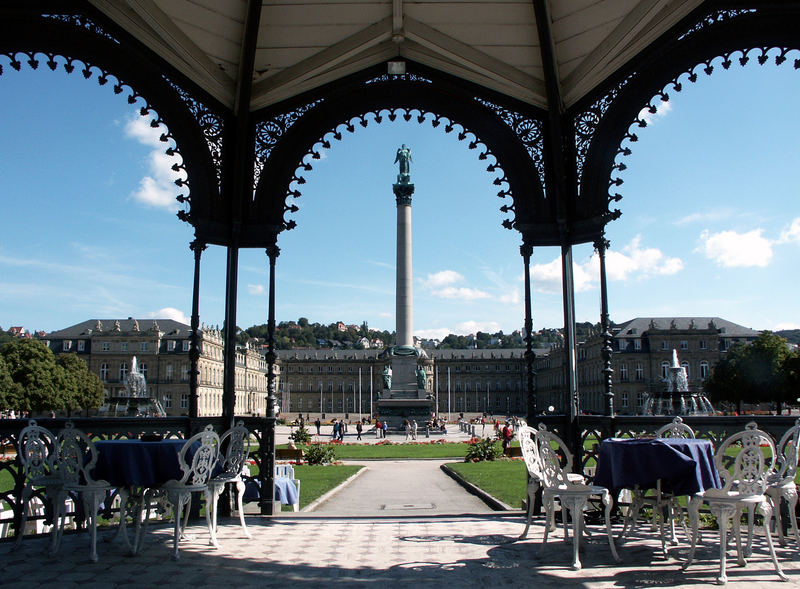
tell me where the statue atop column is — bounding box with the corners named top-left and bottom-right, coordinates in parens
top-left (394, 144), bottom-right (412, 184)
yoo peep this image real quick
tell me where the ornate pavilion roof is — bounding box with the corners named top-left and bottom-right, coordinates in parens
top-left (88, 0), bottom-right (703, 112)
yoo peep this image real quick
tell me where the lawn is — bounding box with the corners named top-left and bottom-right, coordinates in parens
top-left (294, 441), bottom-right (473, 459)
top-left (445, 460), bottom-right (527, 509)
top-left (290, 464), bottom-right (363, 509)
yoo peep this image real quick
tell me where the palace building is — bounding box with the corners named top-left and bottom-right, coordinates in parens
top-left (43, 319), bottom-right (269, 417)
top-left (535, 317), bottom-right (760, 415)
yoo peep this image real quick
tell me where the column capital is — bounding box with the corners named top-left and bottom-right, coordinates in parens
top-left (266, 245), bottom-right (281, 259)
top-left (393, 183), bottom-right (415, 206)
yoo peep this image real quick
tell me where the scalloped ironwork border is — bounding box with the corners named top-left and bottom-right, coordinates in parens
top-left (268, 107), bottom-right (515, 232)
top-left (574, 7), bottom-right (800, 219)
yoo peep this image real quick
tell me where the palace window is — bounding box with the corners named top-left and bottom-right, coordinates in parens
top-left (621, 392), bottom-right (629, 408)
top-left (62, 341), bottom-right (71, 351)
top-left (121, 342), bottom-right (128, 352)
top-left (100, 363), bottom-right (109, 381)
top-left (661, 362), bottom-right (670, 379)
top-left (700, 361), bottom-right (709, 380)
top-left (140, 342), bottom-right (148, 352)
top-left (77, 340), bottom-right (85, 352)
top-left (119, 362), bottom-right (129, 382)
top-left (634, 339), bottom-right (641, 350)
top-left (102, 341), bottom-right (110, 351)
top-left (166, 363), bottom-right (173, 382)
top-left (164, 395), bottom-right (172, 409)
top-left (636, 363), bottom-right (644, 381)
top-left (140, 363), bottom-right (147, 379)
top-left (619, 364), bottom-right (628, 382)
top-left (180, 394), bottom-right (188, 409)
top-left (700, 340), bottom-right (707, 350)
top-left (681, 361), bottom-right (690, 378)
top-left (680, 340), bottom-right (688, 350)
top-left (167, 340), bottom-right (175, 351)
top-left (182, 341), bottom-right (190, 351)
top-left (661, 341), bottom-right (668, 350)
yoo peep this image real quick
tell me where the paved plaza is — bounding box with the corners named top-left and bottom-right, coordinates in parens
top-left (3, 446), bottom-right (800, 588)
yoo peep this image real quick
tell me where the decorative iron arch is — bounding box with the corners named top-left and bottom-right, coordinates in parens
top-left (576, 7), bottom-right (800, 215)
top-left (0, 8), bottom-right (226, 229)
top-left (237, 63), bottom-right (552, 249)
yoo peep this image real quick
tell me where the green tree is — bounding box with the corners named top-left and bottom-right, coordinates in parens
top-left (0, 354), bottom-right (17, 410)
top-left (0, 338), bottom-right (62, 412)
top-left (56, 353), bottom-right (104, 415)
top-left (705, 343), bottom-right (747, 413)
top-left (705, 332), bottom-right (792, 414)
top-left (740, 331), bottom-right (791, 413)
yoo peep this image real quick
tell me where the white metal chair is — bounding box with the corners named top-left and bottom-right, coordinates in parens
top-left (51, 421), bottom-right (112, 562)
top-left (137, 425), bottom-right (220, 560)
top-left (517, 425), bottom-right (543, 540)
top-left (765, 418), bottom-right (800, 549)
top-left (275, 464), bottom-right (301, 512)
top-left (536, 424), bottom-right (620, 570)
top-left (208, 421), bottom-right (251, 538)
top-left (682, 422), bottom-right (787, 585)
top-left (13, 419), bottom-right (61, 552)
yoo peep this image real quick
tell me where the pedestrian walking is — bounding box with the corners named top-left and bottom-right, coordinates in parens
top-left (382, 420), bottom-right (388, 438)
top-left (332, 419), bottom-right (340, 439)
top-left (411, 419), bottom-right (418, 440)
top-left (356, 421), bottom-right (363, 440)
top-left (314, 418), bottom-right (321, 436)
top-left (339, 420), bottom-right (346, 441)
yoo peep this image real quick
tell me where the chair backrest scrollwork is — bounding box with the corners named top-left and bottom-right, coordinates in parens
top-left (55, 421), bottom-right (103, 486)
top-left (178, 424), bottom-right (220, 486)
top-left (714, 421), bottom-right (774, 496)
top-left (656, 416), bottom-right (695, 439)
top-left (773, 418), bottom-right (800, 484)
top-left (516, 425), bottom-right (542, 481)
top-left (218, 420), bottom-right (250, 478)
top-left (17, 420), bottom-right (57, 483)
top-left (536, 424), bottom-right (574, 488)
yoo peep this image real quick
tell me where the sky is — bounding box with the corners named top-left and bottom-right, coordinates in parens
top-left (1, 55), bottom-right (799, 340)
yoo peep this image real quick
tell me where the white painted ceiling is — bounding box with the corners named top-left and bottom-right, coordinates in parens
top-left (90, 0), bottom-right (702, 111)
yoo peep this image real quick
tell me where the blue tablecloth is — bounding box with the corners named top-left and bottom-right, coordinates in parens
top-left (243, 477), bottom-right (299, 505)
top-left (94, 439), bottom-right (189, 487)
top-left (593, 438), bottom-right (721, 496)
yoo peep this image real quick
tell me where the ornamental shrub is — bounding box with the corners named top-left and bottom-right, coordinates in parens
top-left (304, 443), bottom-right (337, 465)
top-left (289, 426), bottom-right (312, 445)
top-left (464, 437), bottom-right (501, 462)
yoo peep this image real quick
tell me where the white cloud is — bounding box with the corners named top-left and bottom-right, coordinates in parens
top-left (530, 257), bottom-right (594, 294)
top-left (498, 289), bottom-right (521, 305)
top-left (674, 208), bottom-right (737, 226)
top-left (638, 99), bottom-right (672, 126)
top-left (455, 320), bottom-right (503, 334)
top-left (529, 236), bottom-right (683, 293)
top-left (248, 284), bottom-right (266, 296)
top-left (146, 307), bottom-right (189, 324)
top-left (414, 328), bottom-right (451, 341)
top-left (778, 217), bottom-right (800, 244)
top-left (698, 228), bottom-right (772, 267)
top-left (607, 235), bottom-right (684, 280)
top-left (421, 270), bottom-right (463, 288)
top-left (434, 286), bottom-right (491, 300)
top-left (124, 114), bottom-right (185, 211)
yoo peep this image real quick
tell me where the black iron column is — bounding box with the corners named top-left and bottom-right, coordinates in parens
top-left (595, 235), bottom-right (614, 417)
top-left (260, 244), bottom-right (280, 515)
top-left (188, 238), bottom-right (206, 419)
top-left (222, 244), bottom-right (239, 427)
top-left (521, 243), bottom-right (537, 423)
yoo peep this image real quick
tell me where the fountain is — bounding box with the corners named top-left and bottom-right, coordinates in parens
top-left (642, 349), bottom-right (714, 416)
top-left (118, 355), bottom-right (166, 417)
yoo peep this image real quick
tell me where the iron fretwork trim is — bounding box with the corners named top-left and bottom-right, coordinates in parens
top-left (0, 5), bottom-right (229, 239)
top-left (246, 63), bottom-right (551, 246)
top-left (573, 4), bottom-right (800, 227)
